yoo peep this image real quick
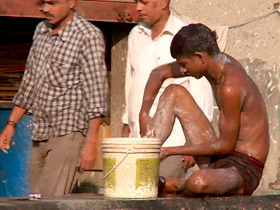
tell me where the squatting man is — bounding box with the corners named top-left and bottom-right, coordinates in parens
top-left (139, 23), bottom-right (269, 197)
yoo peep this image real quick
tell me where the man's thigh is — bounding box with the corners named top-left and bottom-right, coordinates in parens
top-left (30, 141), bottom-right (46, 194)
top-left (33, 132), bottom-right (85, 196)
top-left (186, 167), bottom-right (244, 195)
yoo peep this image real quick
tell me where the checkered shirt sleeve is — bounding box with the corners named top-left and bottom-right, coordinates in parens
top-left (13, 44), bottom-right (37, 110)
top-left (80, 27), bottom-right (109, 120)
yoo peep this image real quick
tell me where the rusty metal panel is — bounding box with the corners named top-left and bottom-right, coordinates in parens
top-left (88, 0), bottom-right (135, 2)
top-left (0, 0), bottom-right (139, 23)
top-left (78, 1), bottom-right (138, 23)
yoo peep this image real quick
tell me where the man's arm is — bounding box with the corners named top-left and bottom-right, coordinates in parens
top-left (0, 105), bottom-right (27, 153)
top-left (139, 62), bottom-right (184, 136)
top-left (122, 124), bottom-right (130, 137)
top-left (161, 84), bottom-right (242, 158)
top-left (80, 117), bottom-right (103, 170)
top-left (79, 29), bottom-right (108, 170)
top-left (0, 23), bottom-right (40, 154)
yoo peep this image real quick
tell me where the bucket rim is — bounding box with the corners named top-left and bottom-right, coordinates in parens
top-left (102, 138), bottom-right (162, 145)
top-left (102, 137), bottom-right (161, 141)
top-left (102, 141), bottom-right (161, 145)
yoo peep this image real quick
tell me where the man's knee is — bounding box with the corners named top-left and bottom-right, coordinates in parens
top-left (183, 172), bottom-right (208, 195)
top-left (161, 84), bottom-right (190, 100)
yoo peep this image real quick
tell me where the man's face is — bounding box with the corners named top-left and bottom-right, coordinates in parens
top-left (176, 56), bottom-right (204, 79)
top-left (38, 0), bottom-right (74, 26)
top-left (136, 0), bottom-right (163, 26)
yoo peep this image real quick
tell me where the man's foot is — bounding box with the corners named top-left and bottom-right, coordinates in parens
top-left (158, 176), bottom-right (184, 197)
top-left (158, 176), bottom-right (166, 196)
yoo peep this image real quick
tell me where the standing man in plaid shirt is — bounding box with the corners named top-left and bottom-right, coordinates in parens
top-left (0, 0), bottom-right (108, 196)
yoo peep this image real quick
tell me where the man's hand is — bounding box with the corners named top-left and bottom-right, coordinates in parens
top-left (79, 117), bottom-right (102, 171)
top-left (79, 141), bottom-right (97, 170)
top-left (182, 155), bottom-right (196, 169)
top-left (122, 124), bottom-right (130, 137)
top-left (139, 112), bottom-right (153, 137)
top-left (160, 147), bottom-right (170, 161)
top-left (0, 106), bottom-right (26, 154)
top-left (0, 126), bottom-right (16, 154)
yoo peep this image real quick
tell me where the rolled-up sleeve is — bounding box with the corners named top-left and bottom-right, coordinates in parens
top-left (13, 42), bottom-right (37, 111)
top-left (80, 29), bottom-right (109, 120)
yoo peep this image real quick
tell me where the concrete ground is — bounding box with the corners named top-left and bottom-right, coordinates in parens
top-left (1, 194), bottom-right (280, 210)
top-left (2, 172), bottom-right (280, 210)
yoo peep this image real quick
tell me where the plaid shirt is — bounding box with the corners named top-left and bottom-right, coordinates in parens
top-left (13, 14), bottom-right (109, 140)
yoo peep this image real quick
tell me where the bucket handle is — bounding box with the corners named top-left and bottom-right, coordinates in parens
top-left (102, 149), bottom-right (132, 180)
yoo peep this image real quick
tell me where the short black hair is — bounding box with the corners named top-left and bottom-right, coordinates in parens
top-left (170, 23), bottom-right (220, 59)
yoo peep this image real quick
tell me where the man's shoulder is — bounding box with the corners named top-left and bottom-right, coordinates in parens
top-left (168, 14), bottom-right (189, 33)
top-left (34, 20), bottom-right (48, 32)
top-left (129, 24), bottom-right (147, 37)
top-left (35, 20), bottom-right (46, 28)
top-left (171, 14), bottom-right (188, 26)
top-left (74, 15), bottom-right (103, 38)
top-left (32, 20), bottom-right (49, 39)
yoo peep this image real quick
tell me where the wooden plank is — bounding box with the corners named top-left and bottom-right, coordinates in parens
top-left (0, 91), bottom-right (17, 96)
top-left (0, 87), bottom-right (19, 91)
top-left (0, 73), bottom-right (23, 78)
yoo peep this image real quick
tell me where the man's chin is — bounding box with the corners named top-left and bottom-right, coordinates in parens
top-left (45, 17), bottom-right (57, 25)
top-left (46, 18), bottom-right (54, 24)
top-left (139, 17), bottom-right (152, 26)
top-left (194, 75), bottom-right (203, 79)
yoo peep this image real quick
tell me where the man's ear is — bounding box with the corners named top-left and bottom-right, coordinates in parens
top-left (69, 0), bottom-right (77, 9)
top-left (160, 0), bottom-right (170, 10)
top-left (194, 52), bottom-right (205, 64)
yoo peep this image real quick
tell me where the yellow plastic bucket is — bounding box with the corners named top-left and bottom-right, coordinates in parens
top-left (102, 138), bottom-right (161, 198)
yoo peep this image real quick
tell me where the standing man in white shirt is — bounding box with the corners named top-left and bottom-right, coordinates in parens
top-left (122, 0), bottom-right (214, 179)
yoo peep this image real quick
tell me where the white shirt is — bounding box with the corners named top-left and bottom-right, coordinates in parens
top-left (122, 14), bottom-right (214, 147)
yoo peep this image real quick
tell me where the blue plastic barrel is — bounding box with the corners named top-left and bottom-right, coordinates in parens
top-left (0, 103), bottom-right (33, 197)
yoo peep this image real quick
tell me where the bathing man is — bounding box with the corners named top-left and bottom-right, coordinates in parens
top-left (139, 23), bottom-right (269, 196)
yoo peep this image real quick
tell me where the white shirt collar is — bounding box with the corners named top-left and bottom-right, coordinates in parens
top-left (137, 13), bottom-right (185, 39)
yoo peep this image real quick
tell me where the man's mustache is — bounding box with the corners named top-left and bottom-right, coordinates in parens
top-left (44, 13), bottom-right (54, 18)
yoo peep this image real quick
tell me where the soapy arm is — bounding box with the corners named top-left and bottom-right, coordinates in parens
top-left (139, 62), bottom-right (185, 137)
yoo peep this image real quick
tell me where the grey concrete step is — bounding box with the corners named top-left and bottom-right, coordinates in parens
top-left (1, 194), bottom-right (280, 210)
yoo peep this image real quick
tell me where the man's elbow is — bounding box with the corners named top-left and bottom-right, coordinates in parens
top-left (150, 63), bottom-right (173, 81)
top-left (150, 67), bottom-right (164, 80)
top-left (220, 145), bottom-right (235, 155)
top-left (212, 142), bottom-right (235, 155)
